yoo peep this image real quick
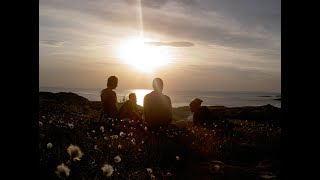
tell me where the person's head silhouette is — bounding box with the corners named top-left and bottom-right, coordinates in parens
top-left (107, 76), bottom-right (118, 89)
top-left (128, 93), bottom-right (137, 104)
top-left (152, 78), bottom-right (163, 92)
top-left (189, 98), bottom-right (203, 112)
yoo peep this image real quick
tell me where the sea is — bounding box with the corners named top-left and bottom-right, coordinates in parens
top-left (39, 87), bottom-right (281, 108)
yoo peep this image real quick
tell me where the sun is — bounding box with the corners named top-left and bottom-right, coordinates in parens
top-left (116, 37), bottom-right (171, 73)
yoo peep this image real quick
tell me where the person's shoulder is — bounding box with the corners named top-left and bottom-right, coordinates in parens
top-left (124, 100), bottom-right (131, 105)
top-left (144, 91), bottom-right (153, 98)
top-left (163, 94), bottom-right (171, 101)
top-left (100, 88), bottom-right (107, 93)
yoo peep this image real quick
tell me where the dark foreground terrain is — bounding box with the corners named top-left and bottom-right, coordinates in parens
top-left (39, 92), bottom-right (281, 179)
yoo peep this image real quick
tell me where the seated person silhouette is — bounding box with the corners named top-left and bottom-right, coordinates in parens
top-left (189, 98), bottom-right (212, 127)
top-left (100, 76), bottom-right (118, 124)
top-left (117, 93), bottom-right (143, 128)
top-left (190, 98), bottom-right (224, 128)
top-left (143, 78), bottom-right (173, 131)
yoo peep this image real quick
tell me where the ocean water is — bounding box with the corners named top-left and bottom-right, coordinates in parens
top-left (39, 86), bottom-right (281, 108)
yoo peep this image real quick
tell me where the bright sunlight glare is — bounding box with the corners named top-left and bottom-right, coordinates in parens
top-left (133, 89), bottom-right (152, 106)
top-left (117, 37), bottom-right (171, 73)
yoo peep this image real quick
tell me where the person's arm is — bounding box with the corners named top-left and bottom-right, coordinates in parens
top-left (111, 91), bottom-right (118, 119)
top-left (167, 96), bottom-right (173, 124)
top-left (143, 95), bottom-right (149, 125)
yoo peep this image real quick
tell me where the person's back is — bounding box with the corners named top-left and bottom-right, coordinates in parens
top-left (144, 78), bottom-right (172, 130)
top-left (100, 76), bottom-right (118, 120)
top-left (190, 98), bottom-right (212, 127)
top-left (117, 93), bottom-right (142, 123)
top-left (193, 106), bottom-right (211, 126)
top-left (190, 98), bottom-right (223, 128)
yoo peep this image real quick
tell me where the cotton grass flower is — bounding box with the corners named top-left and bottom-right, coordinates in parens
top-left (100, 126), bottom-right (105, 132)
top-left (67, 144), bottom-right (84, 161)
top-left (92, 130), bottom-right (95, 133)
top-left (146, 168), bottom-right (152, 174)
top-left (68, 123), bottom-right (74, 129)
top-left (144, 126), bottom-right (148, 131)
top-left (119, 131), bottom-right (125, 137)
top-left (111, 135), bottom-right (118, 139)
top-left (101, 164), bottom-right (114, 176)
top-left (176, 156), bottom-right (180, 160)
top-left (114, 155), bottom-right (121, 163)
top-left (39, 121), bottom-right (43, 127)
top-left (118, 144), bottom-right (122, 149)
top-left (47, 142), bottom-right (53, 149)
top-left (55, 163), bottom-right (70, 178)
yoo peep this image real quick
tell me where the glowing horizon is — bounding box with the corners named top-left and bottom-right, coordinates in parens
top-left (40, 0), bottom-right (281, 92)
top-left (132, 89), bottom-right (152, 106)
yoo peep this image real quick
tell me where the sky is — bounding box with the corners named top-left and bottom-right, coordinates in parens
top-left (39, 0), bottom-right (281, 92)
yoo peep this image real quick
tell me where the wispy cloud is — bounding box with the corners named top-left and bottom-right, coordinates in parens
top-left (145, 41), bottom-right (194, 47)
top-left (39, 40), bottom-right (65, 47)
top-left (39, 0), bottom-right (281, 92)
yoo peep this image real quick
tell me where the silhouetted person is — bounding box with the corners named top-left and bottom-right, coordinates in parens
top-left (189, 98), bottom-right (212, 127)
top-left (190, 98), bottom-right (224, 128)
top-left (117, 93), bottom-right (143, 127)
top-left (100, 76), bottom-right (118, 122)
top-left (143, 78), bottom-right (173, 131)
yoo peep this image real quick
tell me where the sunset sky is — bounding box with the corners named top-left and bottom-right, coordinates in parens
top-left (39, 0), bottom-right (281, 92)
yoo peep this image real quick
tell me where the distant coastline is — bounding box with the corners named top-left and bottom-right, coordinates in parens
top-left (39, 87), bottom-right (281, 108)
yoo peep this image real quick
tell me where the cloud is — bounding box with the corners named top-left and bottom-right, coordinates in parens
top-left (145, 41), bottom-right (194, 47)
top-left (39, 40), bottom-right (65, 47)
top-left (124, 0), bottom-right (168, 9)
top-left (123, 0), bottom-right (196, 9)
top-left (141, 12), bottom-right (277, 50)
top-left (40, 0), bottom-right (280, 50)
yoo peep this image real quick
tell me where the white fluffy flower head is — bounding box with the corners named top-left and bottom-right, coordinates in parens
top-left (67, 144), bottom-right (84, 161)
top-left (47, 142), bottom-right (53, 149)
top-left (110, 135), bottom-right (118, 139)
top-left (146, 168), bottom-right (152, 174)
top-left (55, 163), bottom-right (70, 178)
top-left (101, 164), bottom-right (114, 176)
top-left (119, 131), bottom-right (125, 137)
top-left (114, 155), bottom-right (121, 163)
top-left (68, 123), bottom-right (74, 129)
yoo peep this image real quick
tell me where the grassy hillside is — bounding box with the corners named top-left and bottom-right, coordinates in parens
top-left (39, 92), bottom-right (281, 179)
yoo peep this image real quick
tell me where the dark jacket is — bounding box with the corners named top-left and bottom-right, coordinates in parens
top-left (143, 91), bottom-right (172, 129)
top-left (117, 100), bottom-right (142, 121)
top-left (193, 106), bottom-right (212, 126)
top-left (100, 88), bottom-right (118, 119)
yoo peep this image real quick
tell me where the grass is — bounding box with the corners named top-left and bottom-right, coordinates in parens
top-left (39, 92), bottom-right (281, 179)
